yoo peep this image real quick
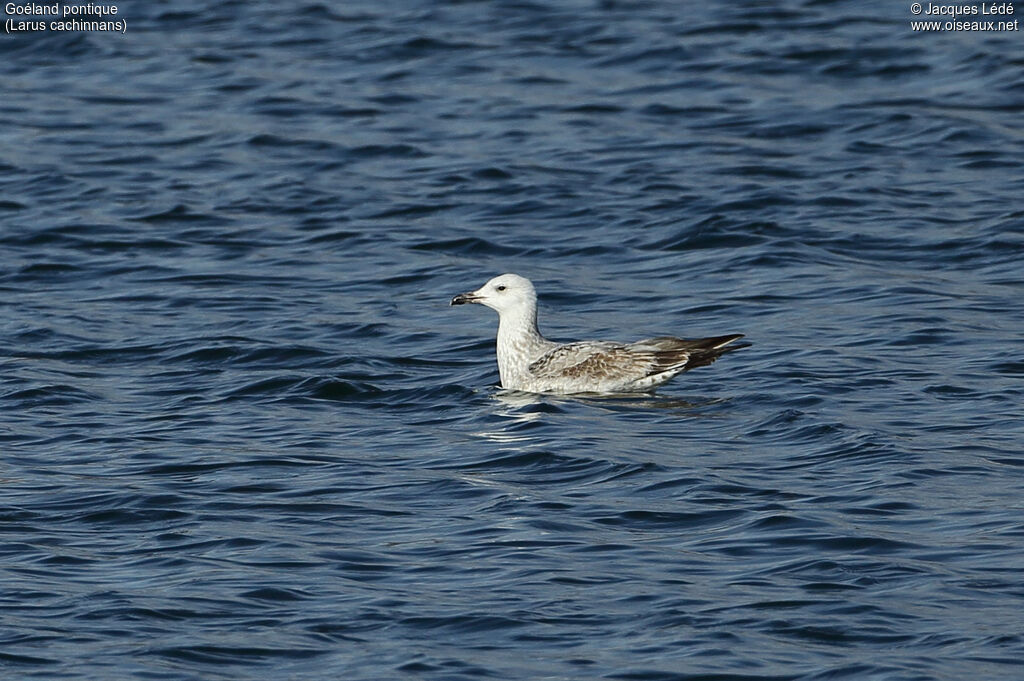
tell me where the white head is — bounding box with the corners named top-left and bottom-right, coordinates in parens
top-left (450, 273), bottom-right (537, 318)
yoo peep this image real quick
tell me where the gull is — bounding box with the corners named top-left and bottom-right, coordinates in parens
top-left (450, 273), bottom-right (748, 394)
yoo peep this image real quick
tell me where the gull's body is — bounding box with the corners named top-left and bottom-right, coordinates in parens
top-left (450, 273), bottom-right (747, 394)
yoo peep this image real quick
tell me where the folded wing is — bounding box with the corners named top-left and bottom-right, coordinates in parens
top-left (528, 334), bottom-right (747, 390)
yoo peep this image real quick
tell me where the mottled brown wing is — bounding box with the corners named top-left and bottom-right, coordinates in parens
top-left (528, 342), bottom-right (656, 383)
top-left (529, 334), bottom-right (748, 385)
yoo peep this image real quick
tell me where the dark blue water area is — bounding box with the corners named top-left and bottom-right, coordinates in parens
top-left (2, 0), bottom-right (1023, 679)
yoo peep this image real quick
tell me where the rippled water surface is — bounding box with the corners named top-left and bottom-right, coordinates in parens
top-left (2, 1), bottom-right (1023, 679)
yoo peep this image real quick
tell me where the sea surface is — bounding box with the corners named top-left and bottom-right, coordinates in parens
top-left (2, 1), bottom-right (1023, 679)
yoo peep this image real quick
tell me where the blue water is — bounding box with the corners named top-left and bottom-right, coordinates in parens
top-left (2, 1), bottom-right (1023, 679)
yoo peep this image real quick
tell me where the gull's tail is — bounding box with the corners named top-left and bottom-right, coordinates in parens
top-left (631, 334), bottom-right (750, 374)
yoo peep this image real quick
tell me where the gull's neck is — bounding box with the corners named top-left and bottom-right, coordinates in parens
top-left (494, 300), bottom-right (553, 389)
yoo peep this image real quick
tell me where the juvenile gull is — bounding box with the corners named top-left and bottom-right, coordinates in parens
top-left (450, 273), bottom-right (748, 394)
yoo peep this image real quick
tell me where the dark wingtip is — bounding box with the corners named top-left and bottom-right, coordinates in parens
top-left (691, 334), bottom-right (748, 350)
top-left (717, 334), bottom-right (750, 352)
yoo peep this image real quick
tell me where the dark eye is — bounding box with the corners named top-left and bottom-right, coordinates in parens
top-left (496, 285), bottom-right (506, 292)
